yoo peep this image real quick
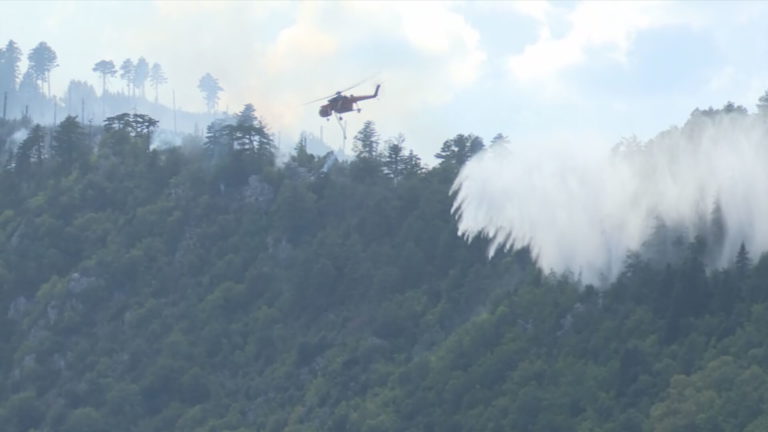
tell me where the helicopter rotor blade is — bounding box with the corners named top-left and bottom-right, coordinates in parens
top-left (303, 94), bottom-right (336, 105)
top-left (303, 72), bottom-right (381, 105)
top-left (336, 79), bottom-right (366, 95)
top-left (336, 72), bottom-right (380, 94)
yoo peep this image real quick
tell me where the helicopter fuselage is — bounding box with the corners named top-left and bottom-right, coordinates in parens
top-left (319, 84), bottom-right (380, 118)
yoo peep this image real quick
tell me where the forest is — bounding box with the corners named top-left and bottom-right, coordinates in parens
top-left (1, 92), bottom-right (768, 432)
top-left (0, 39), bottom-right (221, 137)
top-left (5, 32), bottom-right (768, 430)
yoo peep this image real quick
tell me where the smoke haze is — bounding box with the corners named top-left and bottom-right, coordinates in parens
top-left (453, 108), bottom-right (768, 283)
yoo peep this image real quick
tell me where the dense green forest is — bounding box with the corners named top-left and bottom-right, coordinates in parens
top-left (2, 102), bottom-right (768, 432)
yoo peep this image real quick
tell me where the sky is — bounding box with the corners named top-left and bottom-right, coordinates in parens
top-left (2, 1), bottom-right (768, 160)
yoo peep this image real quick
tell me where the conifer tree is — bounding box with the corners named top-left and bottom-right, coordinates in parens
top-left (291, 133), bottom-right (315, 169)
top-left (27, 42), bottom-right (58, 97)
top-left (735, 242), bottom-right (751, 279)
top-left (119, 59), bottom-right (135, 96)
top-left (353, 120), bottom-right (380, 160)
top-left (149, 63), bottom-right (167, 104)
top-left (384, 133), bottom-right (406, 181)
top-left (402, 149), bottom-right (423, 177)
top-left (92, 60), bottom-right (117, 95)
top-left (198, 73), bottom-right (223, 113)
top-left (52, 115), bottom-right (87, 170)
top-left (758, 90), bottom-right (768, 115)
top-left (15, 124), bottom-right (45, 176)
top-left (435, 134), bottom-right (484, 169)
top-left (133, 57), bottom-right (149, 98)
top-left (0, 40), bottom-right (22, 92)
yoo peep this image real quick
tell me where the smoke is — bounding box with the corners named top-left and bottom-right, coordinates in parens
top-left (150, 129), bottom-right (184, 150)
top-left (452, 108), bottom-right (768, 283)
top-left (8, 129), bottom-right (30, 150)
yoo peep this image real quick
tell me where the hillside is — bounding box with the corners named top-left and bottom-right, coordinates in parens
top-left (2, 106), bottom-right (768, 432)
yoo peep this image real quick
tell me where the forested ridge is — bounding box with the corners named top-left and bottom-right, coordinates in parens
top-left (2, 103), bottom-right (768, 432)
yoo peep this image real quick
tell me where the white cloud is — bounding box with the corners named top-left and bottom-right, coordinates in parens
top-left (387, 2), bottom-right (487, 88)
top-left (249, 1), bottom-right (487, 152)
top-left (508, 0), bottom-right (554, 23)
top-left (264, 4), bottom-right (338, 75)
top-left (507, 2), bottom-right (667, 82)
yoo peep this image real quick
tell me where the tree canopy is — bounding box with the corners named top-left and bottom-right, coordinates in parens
top-left (2, 73), bottom-right (768, 432)
top-left (149, 62), bottom-right (167, 103)
top-left (198, 72), bottom-right (223, 113)
top-left (92, 60), bottom-right (117, 95)
top-left (27, 41), bottom-right (58, 96)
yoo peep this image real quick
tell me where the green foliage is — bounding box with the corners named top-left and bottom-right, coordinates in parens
top-left (291, 133), bottom-right (316, 169)
top-left (103, 112), bottom-right (159, 139)
top-left (119, 58), bottom-right (135, 95)
top-left (650, 357), bottom-right (768, 432)
top-left (62, 407), bottom-right (105, 432)
top-left (0, 40), bottom-right (23, 92)
top-left (1, 391), bottom-right (43, 431)
top-left (3, 108), bottom-right (768, 432)
top-left (134, 57), bottom-right (150, 98)
top-left (52, 115), bottom-right (88, 171)
top-left (435, 133), bottom-right (484, 170)
top-left (353, 120), bottom-right (380, 160)
top-left (198, 72), bottom-right (223, 112)
top-left (149, 62), bottom-right (167, 103)
top-left (92, 59), bottom-right (117, 95)
top-left (383, 133), bottom-right (405, 181)
top-left (14, 124), bottom-right (45, 177)
top-left (27, 42), bottom-right (58, 96)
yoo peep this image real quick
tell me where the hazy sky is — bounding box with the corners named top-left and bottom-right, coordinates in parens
top-left (3, 1), bottom-right (768, 159)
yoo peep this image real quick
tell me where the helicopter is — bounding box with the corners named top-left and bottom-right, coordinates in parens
top-left (308, 83), bottom-right (381, 120)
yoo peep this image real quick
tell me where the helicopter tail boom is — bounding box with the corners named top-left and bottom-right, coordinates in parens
top-left (349, 84), bottom-right (381, 103)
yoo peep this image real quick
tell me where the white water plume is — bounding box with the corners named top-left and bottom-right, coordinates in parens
top-left (452, 109), bottom-right (768, 283)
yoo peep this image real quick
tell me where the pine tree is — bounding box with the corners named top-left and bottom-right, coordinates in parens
top-left (27, 42), bottom-right (58, 97)
top-left (92, 60), bottom-right (117, 95)
top-left (229, 104), bottom-right (258, 152)
top-left (402, 150), bottom-right (423, 177)
top-left (133, 57), bottom-right (149, 98)
top-left (149, 63), bottom-right (167, 104)
top-left (0, 40), bottom-right (22, 93)
top-left (52, 115), bottom-right (87, 170)
top-left (18, 70), bottom-right (41, 100)
top-left (225, 104), bottom-right (275, 167)
top-left (490, 133), bottom-right (509, 147)
top-left (735, 242), bottom-right (751, 278)
top-left (15, 124), bottom-right (45, 176)
top-left (291, 133), bottom-right (315, 168)
top-left (198, 73), bottom-right (223, 113)
top-left (758, 90), bottom-right (768, 115)
top-left (204, 119), bottom-right (232, 161)
top-left (353, 120), bottom-right (380, 160)
top-left (435, 134), bottom-right (484, 169)
top-left (119, 59), bottom-right (135, 96)
top-left (384, 133), bottom-right (406, 181)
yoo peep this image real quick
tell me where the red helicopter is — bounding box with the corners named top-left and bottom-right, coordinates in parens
top-left (308, 83), bottom-right (381, 120)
